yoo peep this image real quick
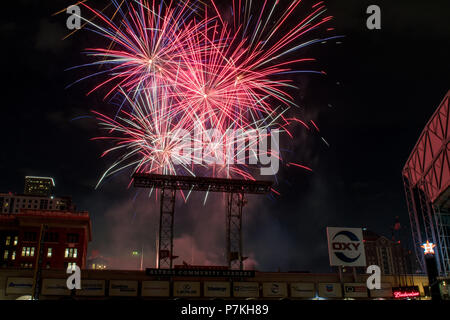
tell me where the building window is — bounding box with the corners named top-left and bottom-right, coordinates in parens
top-left (24, 232), bottom-right (37, 242)
top-left (47, 248), bottom-right (53, 258)
top-left (21, 247), bottom-right (35, 257)
top-left (44, 232), bottom-right (59, 243)
top-left (65, 248), bottom-right (78, 258)
top-left (20, 263), bottom-right (33, 269)
top-left (3, 250), bottom-right (8, 260)
top-left (12, 251), bottom-right (16, 260)
top-left (13, 236), bottom-right (18, 246)
top-left (67, 262), bottom-right (77, 271)
top-left (67, 233), bottom-right (79, 243)
top-left (5, 236), bottom-right (11, 246)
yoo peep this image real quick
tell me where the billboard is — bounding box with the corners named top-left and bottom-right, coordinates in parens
top-left (75, 280), bottom-right (105, 296)
top-left (290, 283), bottom-right (315, 298)
top-left (109, 280), bottom-right (138, 297)
top-left (204, 282), bottom-right (230, 297)
top-left (318, 283), bottom-right (342, 298)
top-left (344, 283), bottom-right (368, 298)
top-left (327, 227), bottom-right (367, 266)
top-left (369, 283), bottom-right (393, 298)
top-left (5, 277), bottom-right (33, 295)
top-left (173, 282), bottom-right (200, 297)
top-left (141, 281), bottom-right (170, 297)
top-left (41, 279), bottom-right (70, 296)
top-left (262, 282), bottom-right (287, 298)
top-left (146, 268), bottom-right (254, 277)
top-left (233, 282), bottom-right (259, 298)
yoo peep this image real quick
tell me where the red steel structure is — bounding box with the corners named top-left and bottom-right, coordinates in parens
top-left (402, 90), bottom-right (450, 276)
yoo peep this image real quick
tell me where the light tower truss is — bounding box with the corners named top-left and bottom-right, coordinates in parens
top-left (402, 90), bottom-right (449, 276)
top-left (133, 173), bottom-right (272, 269)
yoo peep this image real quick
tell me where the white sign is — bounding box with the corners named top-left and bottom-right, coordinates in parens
top-left (109, 280), bottom-right (138, 297)
top-left (6, 277), bottom-right (33, 295)
top-left (173, 282), bottom-right (200, 297)
top-left (262, 282), bottom-right (287, 298)
top-left (233, 282), bottom-right (259, 298)
top-left (141, 281), bottom-right (170, 297)
top-left (204, 282), bottom-right (230, 297)
top-left (42, 279), bottom-right (70, 296)
top-left (75, 280), bottom-right (105, 296)
top-left (344, 283), bottom-right (368, 298)
top-left (290, 283), bottom-right (315, 298)
top-left (318, 283), bottom-right (342, 298)
top-left (327, 227), bottom-right (367, 266)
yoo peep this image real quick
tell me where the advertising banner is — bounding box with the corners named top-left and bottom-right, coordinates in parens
top-left (327, 227), bottom-right (367, 266)
top-left (41, 279), bottom-right (70, 296)
top-left (141, 281), bottom-right (170, 297)
top-left (262, 282), bottom-right (287, 298)
top-left (75, 280), bottom-right (105, 296)
top-left (344, 283), bottom-right (368, 298)
top-left (318, 283), bottom-right (342, 298)
top-left (5, 277), bottom-right (33, 295)
top-left (204, 282), bottom-right (230, 297)
top-left (369, 282), bottom-right (393, 298)
top-left (233, 282), bottom-right (259, 298)
top-left (109, 280), bottom-right (138, 297)
top-left (173, 282), bottom-right (200, 297)
top-left (290, 283), bottom-right (315, 298)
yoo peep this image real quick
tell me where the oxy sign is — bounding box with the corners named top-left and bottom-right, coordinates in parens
top-left (327, 227), bottom-right (367, 267)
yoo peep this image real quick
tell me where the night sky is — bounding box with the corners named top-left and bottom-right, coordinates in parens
top-left (1, 0), bottom-right (449, 272)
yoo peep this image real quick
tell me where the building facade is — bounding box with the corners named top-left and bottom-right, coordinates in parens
top-left (363, 230), bottom-right (416, 275)
top-left (1, 176), bottom-right (75, 214)
top-left (0, 193), bottom-right (74, 214)
top-left (0, 210), bottom-right (92, 270)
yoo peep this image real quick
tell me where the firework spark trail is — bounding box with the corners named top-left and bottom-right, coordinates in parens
top-left (68, 0), bottom-right (337, 186)
top-left (70, 0), bottom-right (209, 99)
top-left (92, 88), bottom-right (284, 185)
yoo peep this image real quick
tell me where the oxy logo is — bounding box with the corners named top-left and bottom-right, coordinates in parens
top-left (331, 230), bottom-right (361, 263)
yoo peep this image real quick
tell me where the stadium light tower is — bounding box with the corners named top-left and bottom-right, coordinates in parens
top-left (133, 173), bottom-right (272, 269)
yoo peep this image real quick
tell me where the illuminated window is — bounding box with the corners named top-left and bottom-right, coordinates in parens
top-left (13, 236), bottom-right (18, 246)
top-left (65, 248), bottom-right (78, 258)
top-left (47, 248), bottom-right (52, 258)
top-left (20, 263), bottom-right (33, 269)
top-left (3, 250), bottom-right (8, 259)
top-left (67, 262), bottom-right (77, 271)
top-left (5, 236), bottom-right (11, 246)
top-left (21, 247), bottom-right (35, 257)
top-left (12, 251), bottom-right (16, 260)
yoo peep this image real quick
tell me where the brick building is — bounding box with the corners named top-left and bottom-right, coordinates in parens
top-left (0, 210), bottom-right (91, 270)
